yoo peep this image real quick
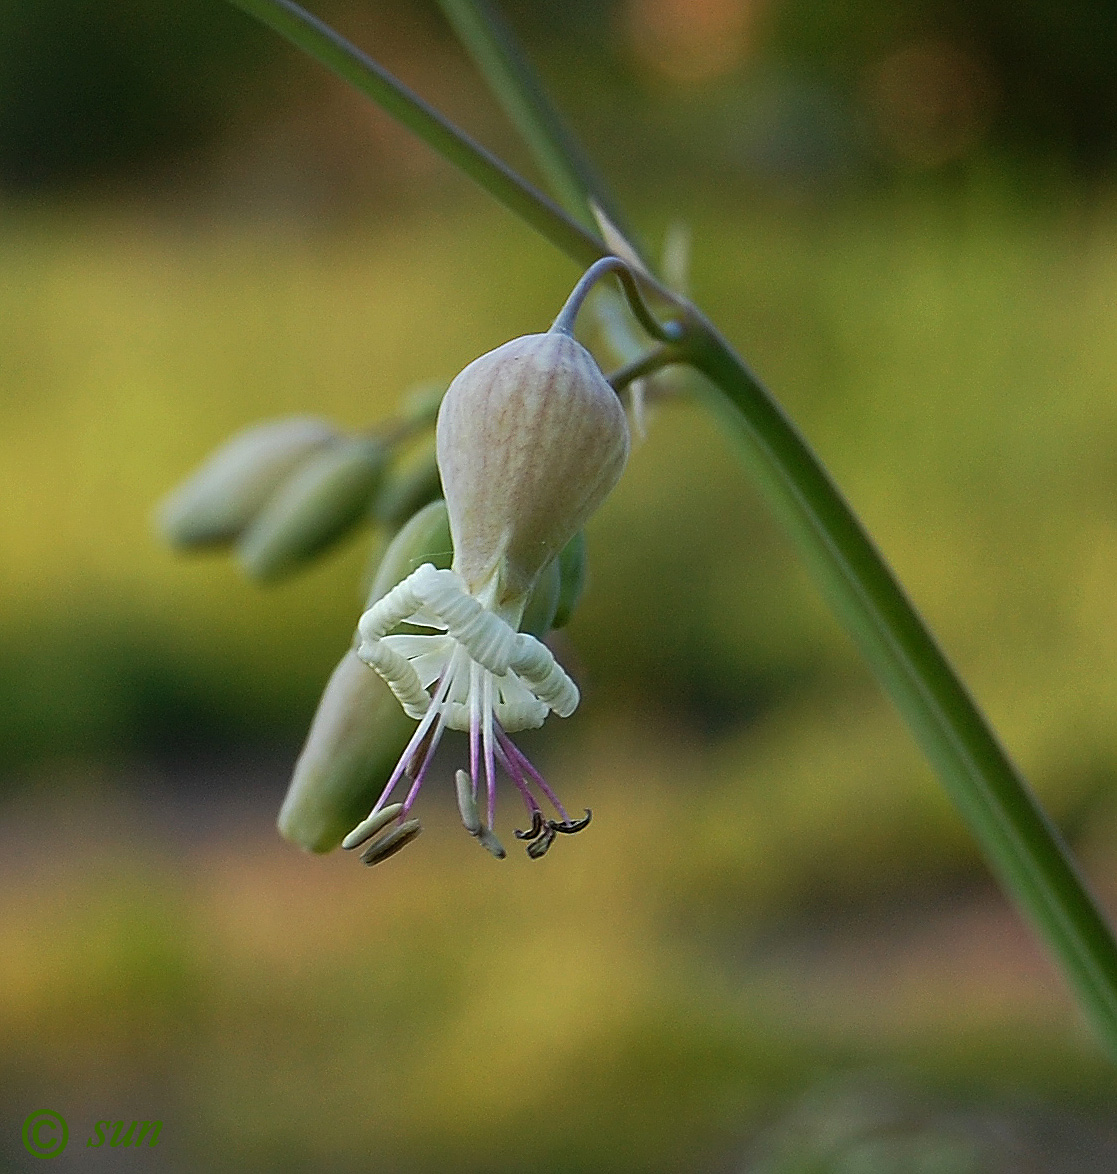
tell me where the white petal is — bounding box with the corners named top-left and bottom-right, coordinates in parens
top-left (411, 651), bottom-right (451, 690)
top-left (494, 671), bottom-right (549, 731)
top-left (380, 633), bottom-right (452, 660)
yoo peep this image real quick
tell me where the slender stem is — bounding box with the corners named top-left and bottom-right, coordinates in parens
top-left (433, 0), bottom-right (639, 249)
top-left (225, 0), bottom-right (605, 268)
top-left (551, 256), bottom-right (681, 342)
top-left (681, 311), bottom-right (1117, 1058)
top-left (607, 345), bottom-right (679, 392)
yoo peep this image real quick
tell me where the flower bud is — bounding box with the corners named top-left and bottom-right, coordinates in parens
top-left (519, 555), bottom-right (561, 637)
top-left (397, 380), bottom-right (446, 427)
top-left (372, 447), bottom-right (442, 532)
top-left (551, 530), bottom-right (587, 630)
top-left (158, 416), bottom-right (337, 548)
top-left (278, 650), bottom-right (414, 853)
top-left (435, 331), bottom-right (629, 608)
top-left (239, 437), bottom-right (386, 582)
top-left (365, 499), bottom-right (454, 610)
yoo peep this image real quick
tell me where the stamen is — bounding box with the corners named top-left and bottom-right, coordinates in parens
top-left (469, 660), bottom-right (480, 799)
top-left (477, 826), bottom-right (507, 859)
top-left (342, 802), bottom-right (405, 850)
top-left (397, 646), bottom-right (461, 815)
top-left (482, 671), bottom-right (497, 829)
top-left (456, 767), bottom-right (507, 858)
top-left (359, 818), bottom-right (422, 865)
top-left (526, 824), bottom-right (557, 859)
top-left (406, 722), bottom-right (437, 779)
top-left (497, 728), bottom-right (573, 824)
top-left (493, 736), bottom-right (543, 819)
top-left (514, 810), bottom-right (545, 842)
top-left (455, 769), bottom-right (482, 835)
top-left (552, 809), bottom-right (593, 834)
top-left (399, 711), bottom-right (447, 814)
top-left (365, 665), bottom-right (453, 818)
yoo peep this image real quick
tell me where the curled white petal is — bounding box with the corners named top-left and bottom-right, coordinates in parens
top-left (355, 562), bottom-right (578, 732)
top-left (510, 633), bottom-right (579, 717)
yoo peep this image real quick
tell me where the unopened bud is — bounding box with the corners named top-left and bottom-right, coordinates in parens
top-left (519, 555), bottom-right (561, 637)
top-left (551, 531), bottom-right (587, 630)
top-left (158, 416), bottom-right (336, 548)
top-left (278, 650), bottom-right (413, 852)
top-left (239, 437), bottom-right (386, 582)
top-left (436, 331), bottom-right (629, 607)
top-left (372, 447), bottom-right (443, 532)
top-left (365, 499), bottom-right (453, 610)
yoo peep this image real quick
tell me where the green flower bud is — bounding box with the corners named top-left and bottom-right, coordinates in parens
top-left (239, 437), bottom-right (386, 582)
top-left (397, 380), bottom-right (446, 427)
top-left (278, 650), bottom-right (413, 853)
top-left (158, 416), bottom-right (336, 549)
top-left (519, 555), bottom-right (561, 637)
top-left (551, 530), bottom-right (587, 630)
top-left (372, 447), bottom-right (443, 532)
top-left (365, 499), bottom-right (454, 610)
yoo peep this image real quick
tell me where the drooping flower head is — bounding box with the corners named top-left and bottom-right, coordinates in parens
top-left (347, 316), bottom-right (629, 864)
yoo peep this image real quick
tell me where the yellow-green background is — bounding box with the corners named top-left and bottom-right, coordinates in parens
top-left (3, 2), bottom-right (1117, 1170)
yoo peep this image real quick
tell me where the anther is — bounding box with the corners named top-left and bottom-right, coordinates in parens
top-left (359, 818), bottom-right (422, 865)
top-left (526, 825), bottom-right (557, 859)
top-left (342, 802), bottom-right (406, 850)
top-left (514, 810), bottom-right (545, 841)
top-left (477, 826), bottom-right (507, 859)
top-left (455, 769), bottom-right (482, 835)
top-left (407, 725), bottom-right (437, 779)
top-left (551, 809), bottom-right (593, 834)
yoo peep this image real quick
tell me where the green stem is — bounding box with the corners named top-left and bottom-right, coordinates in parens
top-left (607, 345), bottom-right (679, 392)
top-left (683, 312), bottom-right (1117, 1059)
top-left (433, 0), bottom-right (636, 246)
top-left (225, 0), bottom-right (605, 268)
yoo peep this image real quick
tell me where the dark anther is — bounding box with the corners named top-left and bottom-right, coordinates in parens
top-left (514, 810), bottom-right (545, 841)
top-left (526, 824), bottom-right (557, 860)
top-left (523, 810), bottom-right (592, 858)
top-left (551, 809), bottom-right (593, 834)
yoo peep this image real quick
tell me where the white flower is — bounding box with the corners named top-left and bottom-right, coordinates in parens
top-left (345, 327), bottom-right (628, 863)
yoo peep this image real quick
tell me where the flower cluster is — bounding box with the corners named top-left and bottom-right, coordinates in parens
top-left (161, 261), bottom-right (644, 867)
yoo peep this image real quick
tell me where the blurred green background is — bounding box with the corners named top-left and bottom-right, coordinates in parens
top-left (2, 0), bottom-right (1117, 1170)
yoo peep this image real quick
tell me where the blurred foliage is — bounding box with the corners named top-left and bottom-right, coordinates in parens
top-left (1, 1), bottom-right (1116, 1167)
top-left (2, 20), bottom-right (1117, 1164)
top-left (738, 1076), bottom-right (1117, 1173)
top-left (767, 0), bottom-right (1117, 164)
top-left (0, 781), bottom-right (1113, 1172)
top-left (3, 182), bottom-right (1117, 915)
top-left (0, 0), bottom-right (279, 189)
top-left (1, 0), bottom-right (1117, 195)
top-left (7, 185), bottom-right (1117, 835)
